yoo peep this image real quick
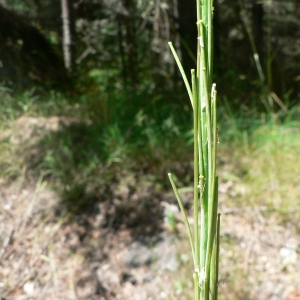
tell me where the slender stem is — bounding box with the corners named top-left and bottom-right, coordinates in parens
top-left (215, 213), bottom-right (221, 300)
top-left (194, 273), bottom-right (200, 300)
top-left (168, 42), bottom-right (194, 109)
top-left (168, 173), bottom-right (195, 263)
top-left (205, 177), bottom-right (219, 299)
top-left (169, 1), bottom-right (221, 299)
top-left (192, 70), bottom-right (200, 272)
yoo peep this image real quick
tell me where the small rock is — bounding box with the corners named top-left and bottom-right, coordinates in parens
top-left (154, 233), bottom-right (179, 272)
top-left (121, 272), bottom-right (137, 285)
top-left (96, 264), bottom-right (120, 291)
top-left (23, 281), bottom-right (35, 295)
top-left (280, 239), bottom-right (298, 266)
top-left (125, 241), bottom-right (152, 268)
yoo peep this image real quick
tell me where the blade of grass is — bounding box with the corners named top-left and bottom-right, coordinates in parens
top-left (168, 42), bottom-right (194, 109)
top-left (192, 69), bottom-right (200, 272)
top-left (168, 173), bottom-right (195, 264)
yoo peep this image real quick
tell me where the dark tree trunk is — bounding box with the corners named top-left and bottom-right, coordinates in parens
top-left (177, 0), bottom-right (197, 74)
top-left (251, 0), bottom-right (264, 59)
top-left (117, 14), bottom-right (127, 87)
top-left (122, 0), bottom-right (139, 87)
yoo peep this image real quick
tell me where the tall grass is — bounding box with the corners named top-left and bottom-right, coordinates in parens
top-left (168, 0), bottom-right (220, 299)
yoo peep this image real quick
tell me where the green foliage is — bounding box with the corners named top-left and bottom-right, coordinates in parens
top-left (246, 117), bottom-right (300, 210)
top-left (1, 0), bottom-right (300, 107)
top-left (0, 87), bottom-right (190, 213)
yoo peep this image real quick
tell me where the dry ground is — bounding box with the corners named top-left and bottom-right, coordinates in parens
top-left (0, 116), bottom-right (300, 300)
top-left (1, 176), bottom-right (299, 300)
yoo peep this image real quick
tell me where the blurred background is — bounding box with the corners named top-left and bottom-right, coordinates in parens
top-left (0, 0), bottom-right (300, 299)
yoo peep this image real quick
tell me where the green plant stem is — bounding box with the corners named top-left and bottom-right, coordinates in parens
top-left (169, 1), bottom-right (221, 299)
top-left (168, 42), bottom-right (194, 109)
top-left (192, 69), bottom-right (200, 272)
top-left (168, 173), bottom-right (195, 263)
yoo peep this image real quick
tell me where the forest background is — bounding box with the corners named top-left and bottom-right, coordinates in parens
top-left (0, 0), bottom-right (300, 299)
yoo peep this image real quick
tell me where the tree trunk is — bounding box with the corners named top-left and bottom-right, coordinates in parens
top-left (251, 0), bottom-right (264, 60)
top-left (177, 0), bottom-right (197, 75)
top-left (61, 0), bottom-right (72, 72)
top-left (122, 0), bottom-right (139, 87)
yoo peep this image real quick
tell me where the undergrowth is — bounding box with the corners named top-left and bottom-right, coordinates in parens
top-left (0, 83), bottom-right (299, 214)
top-left (214, 105), bottom-right (300, 244)
top-left (1, 86), bottom-right (299, 217)
top-left (0, 87), bottom-right (191, 214)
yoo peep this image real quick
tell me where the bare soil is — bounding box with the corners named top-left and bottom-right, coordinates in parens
top-left (0, 117), bottom-right (299, 300)
top-left (1, 176), bottom-right (299, 300)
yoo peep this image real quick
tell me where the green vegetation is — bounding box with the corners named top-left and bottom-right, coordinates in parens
top-left (0, 1), bottom-right (300, 299)
top-left (0, 87), bottom-right (190, 212)
top-left (168, 0), bottom-right (220, 299)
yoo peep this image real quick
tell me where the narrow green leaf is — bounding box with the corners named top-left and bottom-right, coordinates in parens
top-left (168, 42), bottom-right (194, 109)
top-left (168, 173), bottom-right (195, 264)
